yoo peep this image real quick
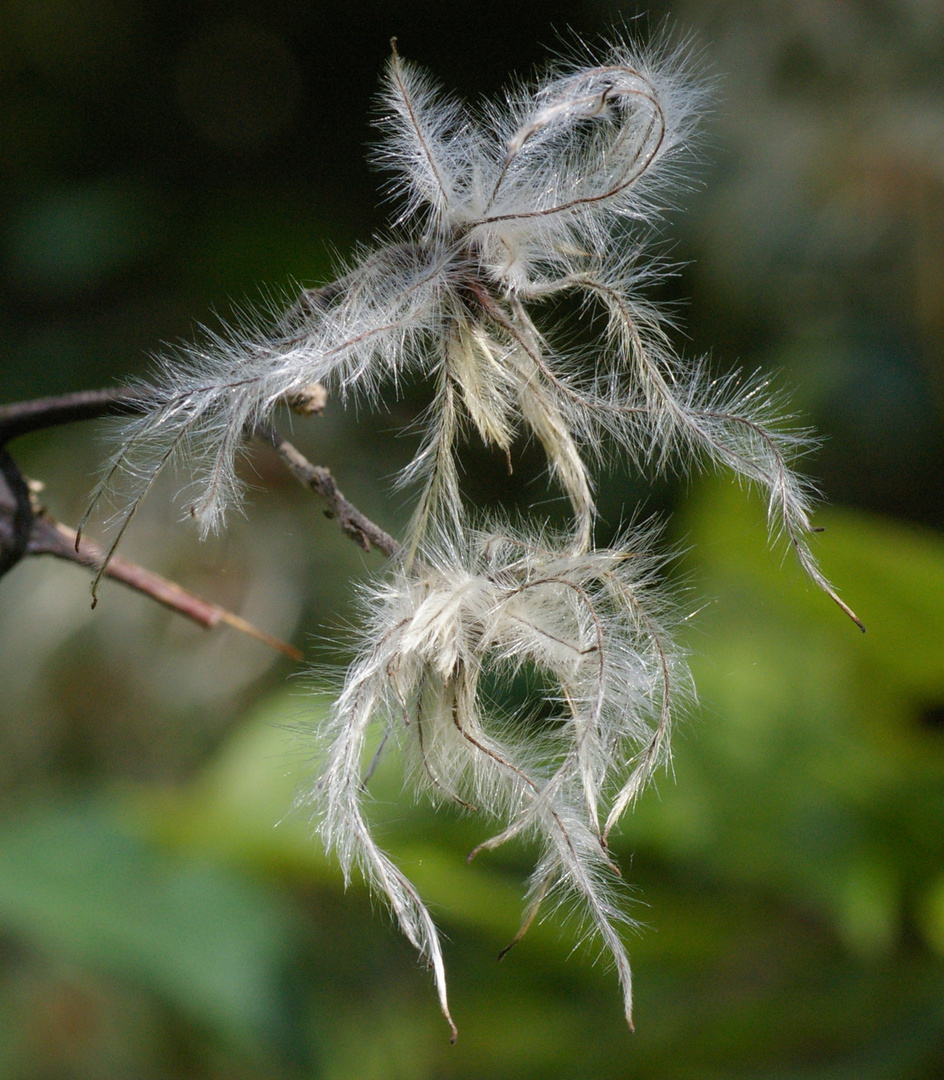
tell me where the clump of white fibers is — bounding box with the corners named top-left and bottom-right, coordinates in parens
top-left (313, 524), bottom-right (687, 1035)
top-left (84, 27), bottom-right (859, 628)
top-left (84, 24), bottom-right (862, 1039)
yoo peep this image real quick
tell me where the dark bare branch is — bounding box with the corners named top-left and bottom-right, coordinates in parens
top-left (0, 388), bottom-right (143, 445)
top-left (0, 387), bottom-right (403, 658)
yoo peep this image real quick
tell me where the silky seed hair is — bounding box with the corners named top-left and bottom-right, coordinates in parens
top-left (313, 522), bottom-right (687, 1034)
top-left (84, 27), bottom-right (861, 1036)
top-left (83, 29), bottom-right (856, 624)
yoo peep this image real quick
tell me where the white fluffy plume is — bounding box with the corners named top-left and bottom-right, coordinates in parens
top-left (313, 524), bottom-right (687, 1032)
top-left (85, 27), bottom-right (861, 1036)
top-left (84, 29), bottom-right (856, 626)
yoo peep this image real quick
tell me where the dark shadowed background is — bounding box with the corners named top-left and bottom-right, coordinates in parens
top-left (2, 2), bottom-right (943, 1077)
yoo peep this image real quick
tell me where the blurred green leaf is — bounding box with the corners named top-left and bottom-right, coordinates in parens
top-left (17, 482), bottom-right (940, 1078)
top-left (0, 799), bottom-right (297, 1042)
top-left (687, 478), bottom-right (944, 698)
top-left (621, 481), bottom-right (944, 947)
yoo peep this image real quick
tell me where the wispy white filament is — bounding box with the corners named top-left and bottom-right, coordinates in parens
top-left (85, 27), bottom-right (861, 1035)
top-left (84, 29), bottom-right (857, 624)
top-left (314, 524), bottom-right (686, 1031)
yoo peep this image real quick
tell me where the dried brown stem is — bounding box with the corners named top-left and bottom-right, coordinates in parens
top-left (255, 424), bottom-right (401, 558)
top-left (1, 387), bottom-right (398, 656)
top-left (27, 513), bottom-right (303, 660)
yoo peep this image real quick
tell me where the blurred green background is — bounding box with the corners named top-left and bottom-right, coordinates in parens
top-left (2, 1), bottom-right (944, 1077)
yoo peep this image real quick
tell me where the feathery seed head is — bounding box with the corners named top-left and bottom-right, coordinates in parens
top-left (313, 523), bottom-right (687, 1030)
top-left (85, 26), bottom-right (861, 1037)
